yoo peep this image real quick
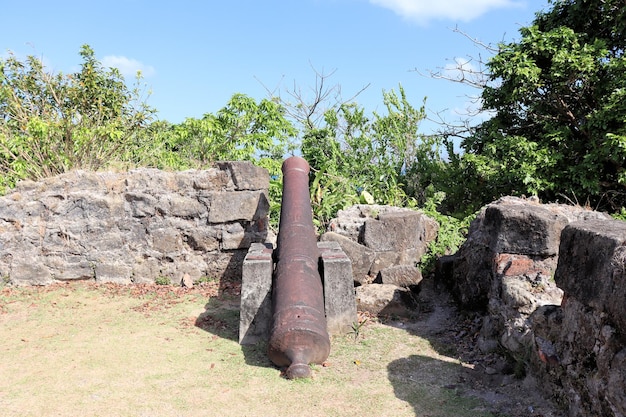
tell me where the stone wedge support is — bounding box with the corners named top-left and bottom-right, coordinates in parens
top-left (318, 241), bottom-right (358, 335)
top-left (239, 242), bottom-right (274, 345)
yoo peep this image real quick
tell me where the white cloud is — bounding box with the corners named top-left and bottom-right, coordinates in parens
top-left (101, 55), bottom-right (155, 78)
top-left (369, 0), bottom-right (523, 24)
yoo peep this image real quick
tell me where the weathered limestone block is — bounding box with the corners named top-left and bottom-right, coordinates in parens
top-left (206, 190), bottom-right (269, 223)
top-left (483, 203), bottom-right (569, 256)
top-left (157, 194), bottom-right (208, 218)
top-left (184, 228), bottom-right (220, 252)
top-left (531, 296), bottom-right (626, 417)
top-left (363, 211), bottom-right (434, 257)
top-left (132, 256), bottom-right (161, 283)
top-left (217, 161), bottom-right (269, 191)
top-left (355, 284), bottom-right (417, 317)
top-left (44, 255), bottom-right (93, 281)
top-left (221, 221), bottom-right (268, 250)
top-left (124, 192), bottom-right (158, 217)
top-left (320, 232), bottom-right (376, 284)
top-left (239, 243), bottom-right (274, 345)
top-left (10, 259), bottom-right (53, 286)
top-left (191, 169), bottom-right (230, 190)
top-left (369, 248), bottom-right (421, 277)
top-left (440, 197), bottom-right (608, 311)
top-left (318, 241), bottom-right (358, 335)
top-left (556, 219), bottom-right (626, 335)
top-left (327, 204), bottom-right (399, 240)
top-left (150, 228), bottom-right (183, 254)
top-left (322, 205), bottom-right (438, 284)
top-left (95, 261), bottom-right (133, 284)
top-left (375, 265), bottom-right (423, 288)
top-left (123, 168), bottom-right (176, 192)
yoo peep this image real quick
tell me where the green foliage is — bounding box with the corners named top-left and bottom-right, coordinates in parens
top-left (348, 318), bottom-right (368, 342)
top-left (154, 276), bottom-right (171, 286)
top-left (301, 85), bottom-right (443, 230)
top-left (167, 94), bottom-right (295, 168)
top-left (127, 94), bottom-right (296, 228)
top-left (418, 189), bottom-right (474, 274)
top-left (445, 0), bottom-right (626, 214)
top-left (194, 276), bottom-right (218, 285)
top-left (0, 45), bottom-right (154, 191)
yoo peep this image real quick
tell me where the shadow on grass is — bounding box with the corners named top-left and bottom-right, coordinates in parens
top-left (194, 294), bottom-right (274, 369)
top-left (388, 354), bottom-right (499, 417)
top-left (381, 278), bottom-right (524, 417)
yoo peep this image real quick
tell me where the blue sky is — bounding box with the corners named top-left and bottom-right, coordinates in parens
top-left (2, 0), bottom-right (548, 133)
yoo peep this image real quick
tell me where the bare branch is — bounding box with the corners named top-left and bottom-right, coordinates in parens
top-left (450, 25), bottom-right (503, 53)
top-left (256, 64), bottom-right (369, 131)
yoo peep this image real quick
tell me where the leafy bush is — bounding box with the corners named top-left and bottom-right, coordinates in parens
top-left (300, 85), bottom-right (444, 231)
top-left (418, 189), bottom-right (474, 275)
top-left (0, 45), bottom-right (154, 192)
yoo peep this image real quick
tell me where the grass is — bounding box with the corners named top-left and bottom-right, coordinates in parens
top-left (0, 282), bottom-right (500, 417)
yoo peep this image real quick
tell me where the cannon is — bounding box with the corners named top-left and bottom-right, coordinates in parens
top-left (267, 156), bottom-right (331, 379)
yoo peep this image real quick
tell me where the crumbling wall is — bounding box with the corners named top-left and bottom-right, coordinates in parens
top-left (531, 219), bottom-right (626, 417)
top-left (0, 162), bottom-right (271, 286)
top-left (321, 204), bottom-right (439, 316)
top-left (438, 196), bottom-right (625, 417)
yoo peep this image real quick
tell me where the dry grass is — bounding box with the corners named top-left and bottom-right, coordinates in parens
top-left (0, 282), bottom-right (498, 417)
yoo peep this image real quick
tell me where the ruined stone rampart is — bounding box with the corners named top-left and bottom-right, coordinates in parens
top-left (438, 196), bottom-right (625, 417)
top-left (0, 162), bottom-right (271, 286)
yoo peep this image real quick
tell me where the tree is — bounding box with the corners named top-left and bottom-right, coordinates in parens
top-left (0, 45), bottom-right (154, 191)
top-left (168, 94), bottom-right (296, 170)
top-left (444, 0), bottom-right (626, 214)
top-left (300, 85), bottom-right (442, 229)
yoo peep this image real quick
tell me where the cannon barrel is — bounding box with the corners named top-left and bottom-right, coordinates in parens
top-left (267, 156), bottom-right (330, 379)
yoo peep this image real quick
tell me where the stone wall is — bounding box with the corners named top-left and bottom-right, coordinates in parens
top-left (438, 196), bottom-right (625, 417)
top-left (0, 162), bottom-right (271, 286)
top-left (531, 219), bottom-right (626, 417)
top-left (321, 204), bottom-right (439, 316)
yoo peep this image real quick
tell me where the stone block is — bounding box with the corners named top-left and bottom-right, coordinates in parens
top-left (355, 284), bottom-right (416, 317)
top-left (239, 243), bottom-right (274, 345)
top-left (131, 256), bottom-right (161, 283)
top-left (363, 211), bottom-right (425, 252)
top-left (319, 241), bottom-right (357, 335)
top-left (206, 191), bottom-right (269, 223)
top-left (483, 203), bottom-right (569, 256)
top-left (191, 169), bottom-right (230, 190)
top-left (95, 261), bottom-right (133, 284)
top-left (158, 195), bottom-right (207, 219)
top-left (555, 218), bottom-right (626, 334)
top-left (150, 228), bottom-right (182, 254)
top-left (221, 221), bottom-right (268, 250)
top-left (44, 255), bottom-right (93, 281)
top-left (369, 248), bottom-right (421, 277)
top-left (217, 161), bottom-right (269, 191)
top-left (124, 192), bottom-right (157, 217)
top-left (125, 168), bottom-right (173, 192)
top-left (184, 228), bottom-right (220, 252)
top-left (10, 259), bottom-right (53, 286)
top-left (319, 231), bottom-right (375, 284)
top-left (375, 265), bottom-right (423, 288)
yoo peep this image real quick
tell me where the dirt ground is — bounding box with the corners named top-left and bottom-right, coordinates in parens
top-left (401, 280), bottom-right (564, 417)
top-left (0, 279), bottom-right (564, 417)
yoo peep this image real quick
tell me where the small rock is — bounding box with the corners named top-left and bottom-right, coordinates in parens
top-left (181, 273), bottom-right (193, 288)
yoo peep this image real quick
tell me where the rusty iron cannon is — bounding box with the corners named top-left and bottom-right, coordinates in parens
top-left (267, 156), bottom-right (331, 379)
